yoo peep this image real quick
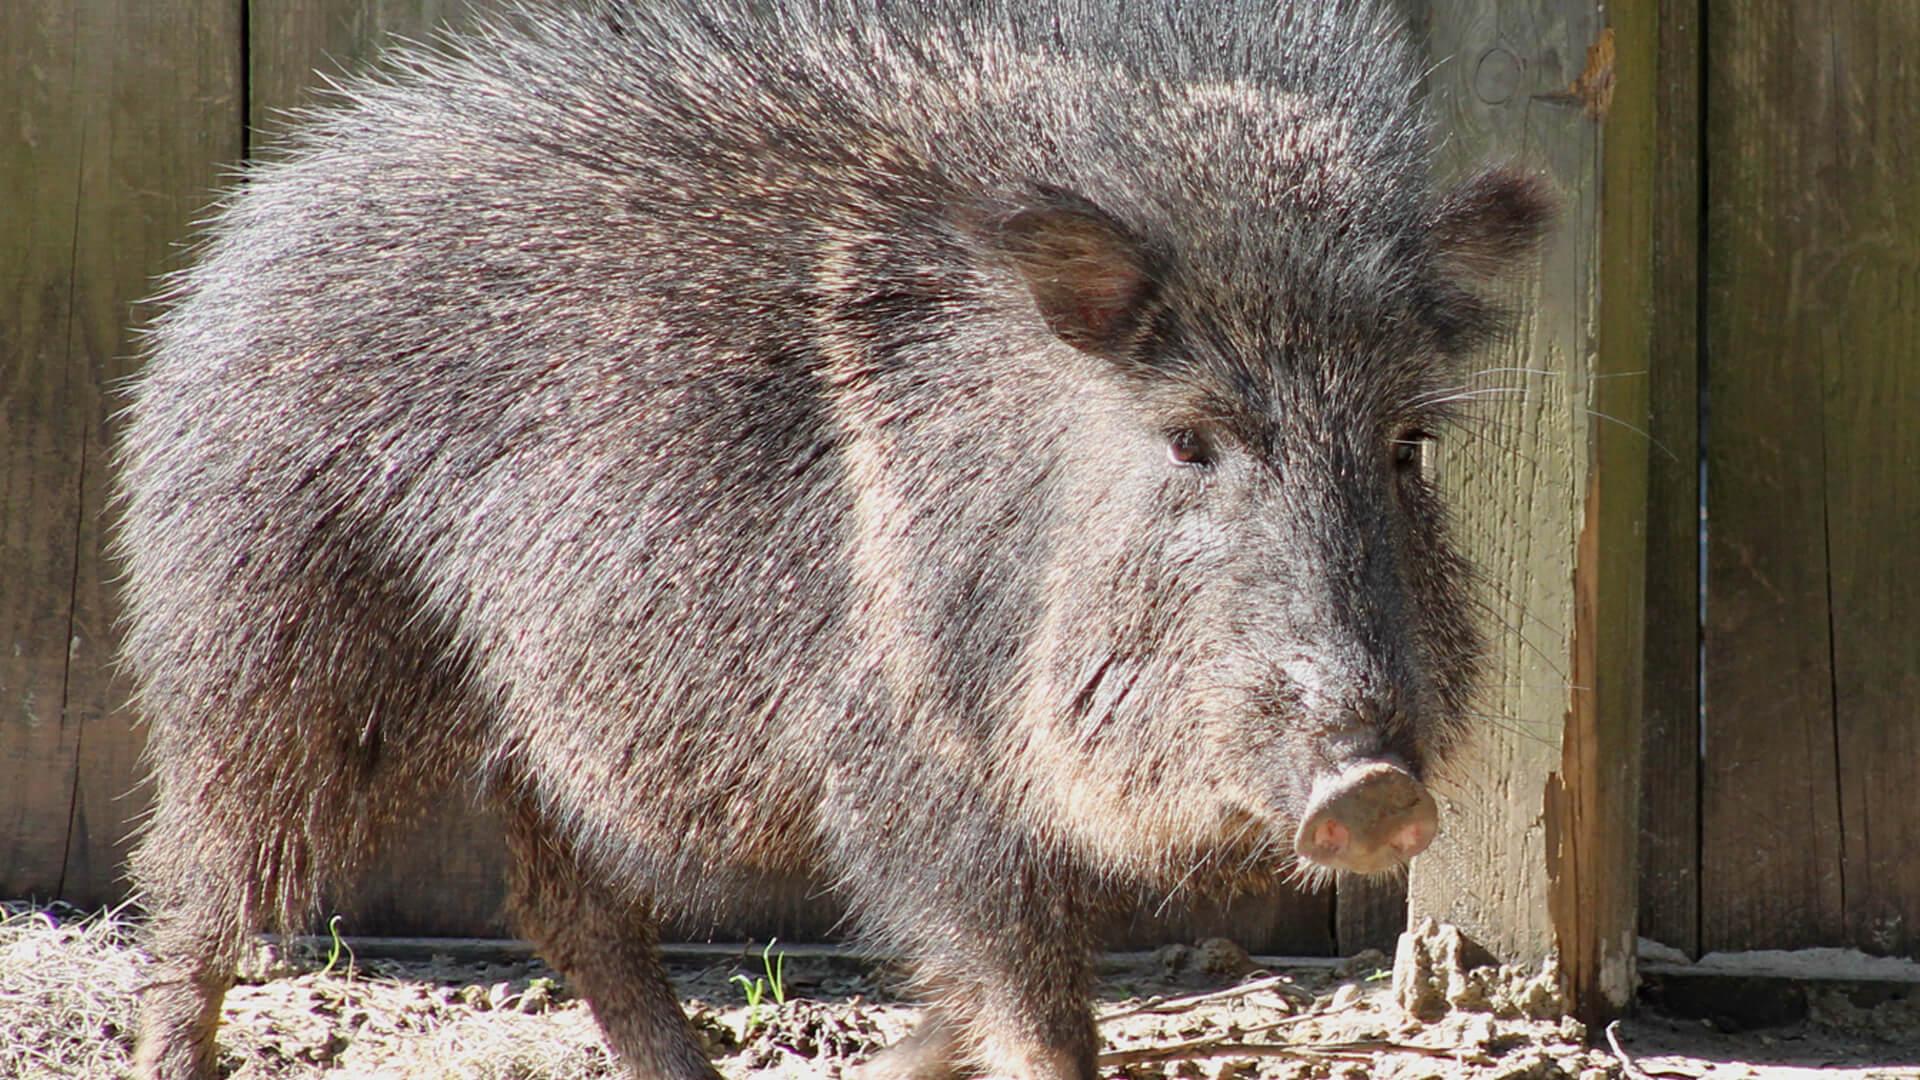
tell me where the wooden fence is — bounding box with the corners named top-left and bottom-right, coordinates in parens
top-left (1637, 4), bottom-right (1920, 961)
top-left (2, 0), bottom-right (1913, 1017)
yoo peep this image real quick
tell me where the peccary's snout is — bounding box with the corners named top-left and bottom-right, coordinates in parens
top-left (1293, 760), bottom-right (1439, 875)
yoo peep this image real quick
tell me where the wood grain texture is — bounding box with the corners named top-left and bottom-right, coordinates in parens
top-left (1, 0), bottom-right (242, 906)
top-left (1336, 875), bottom-right (1408, 955)
top-left (1405, 0), bottom-right (1596, 967)
top-left (1637, 0), bottom-right (1703, 960)
top-left (1825, 7), bottom-right (1920, 955)
top-left (2, 0), bottom-right (89, 906)
top-left (1407, 0), bottom-right (1649, 1019)
top-left (1701, 3), bottom-right (1852, 952)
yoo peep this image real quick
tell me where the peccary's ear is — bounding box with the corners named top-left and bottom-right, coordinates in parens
top-left (998, 187), bottom-right (1155, 356)
top-left (1428, 167), bottom-right (1556, 279)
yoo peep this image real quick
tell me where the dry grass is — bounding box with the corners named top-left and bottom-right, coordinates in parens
top-left (0, 901), bottom-right (145, 1079)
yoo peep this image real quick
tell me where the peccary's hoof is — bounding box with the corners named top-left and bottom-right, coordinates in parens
top-left (847, 1014), bottom-right (961, 1080)
top-left (1294, 760), bottom-right (1438, 874)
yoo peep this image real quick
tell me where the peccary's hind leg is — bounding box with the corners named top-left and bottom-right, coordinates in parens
top-left (129, 792), bottom-right (328, 1080)
top-left (503, 801), bottom-right (719, 1080)
top-left (130, 848), bottom-right (247, 1080)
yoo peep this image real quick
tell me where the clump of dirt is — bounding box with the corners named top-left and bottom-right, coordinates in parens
top-left (1394, 917), bottom-right (1566, 1022)
top-left (2, 902), bottom-right (1916, 1079)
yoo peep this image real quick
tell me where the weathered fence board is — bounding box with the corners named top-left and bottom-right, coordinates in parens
top-left (1570, 2), bottom-right (1654, 1015)
top-left (1700, 3), bottom-right (1920, 955)
top-left (1702, 3), bottom-right (1920, 957)
top-left (1815, 7), bottom-right (1920, 965)
top-left (2, 0), bottom-right (91, 907)
top-left (2, 0), bottom-right (243, 908)
top-left (1700, 0), bottom-right (1849, 955)
top-left (1407, 0), bottom-right (1589, 974)
top-left (1637, 0), bottom-right (1703, 960)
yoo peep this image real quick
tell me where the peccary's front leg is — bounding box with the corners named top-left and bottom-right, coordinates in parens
top-left (832, 809), bottom-right (1102, 1080)
top-left (502, 800), bottom-right (720, 1080)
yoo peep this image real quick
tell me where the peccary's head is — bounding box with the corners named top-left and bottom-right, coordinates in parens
top-left (949, 164), bottom-right (1553, 886)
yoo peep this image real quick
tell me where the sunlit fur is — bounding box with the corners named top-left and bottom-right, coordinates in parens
top-left (116, 3), bottom-right (1550, 1078)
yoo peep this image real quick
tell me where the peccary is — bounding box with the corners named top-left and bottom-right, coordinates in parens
top-left (116, 1), bottom-right (1550, 1077)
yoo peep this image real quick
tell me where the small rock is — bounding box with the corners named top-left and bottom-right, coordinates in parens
top-left (1194, 938), bottom-right (1255, 980)
top-left (1579, 1068), bottom-right (1612, 1080)
top-left (1484, 1050), bottom-right (1557, 1079)
top-left (1329, 983), bottom-right (1363, 1011)
top-left (1334, 948), bottom-right (1390, 979)
top-left (1154, 943), bottom-right (1195, 976)
top-left (682, 1002), bottom-right (738, 1056)
top-left (235, 938), bottom-right (300, 984)
top-left (1510, 958), bottom-right (1566, 1020)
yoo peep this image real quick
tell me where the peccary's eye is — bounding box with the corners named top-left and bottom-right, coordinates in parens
top-left (1167, 428), bottom-right (1212, 467)
top-left (1392, 430), bottom-right (1432, 471)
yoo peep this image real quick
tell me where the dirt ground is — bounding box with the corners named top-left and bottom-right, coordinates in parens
top-left (3, 902), bottom-right (1916, 1079)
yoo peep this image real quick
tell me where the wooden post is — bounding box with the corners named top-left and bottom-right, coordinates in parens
top-left (0, 0), bottom-right (242, 908)
top-left (1405, 0), bottom-right (1653, 1023)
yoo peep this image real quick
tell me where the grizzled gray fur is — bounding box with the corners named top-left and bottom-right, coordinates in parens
top-left (115, 1), bottom-right (1550, 1077)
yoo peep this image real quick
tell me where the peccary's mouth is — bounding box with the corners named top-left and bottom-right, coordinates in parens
top-left (1291, 759), bottom-right (1438, 875)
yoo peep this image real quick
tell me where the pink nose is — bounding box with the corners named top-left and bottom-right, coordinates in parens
top-left (1293, 760), bottom-right (1439, 874)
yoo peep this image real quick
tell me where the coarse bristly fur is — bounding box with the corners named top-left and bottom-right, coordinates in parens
top-left (114, 1), bottom-right (1553, 1077)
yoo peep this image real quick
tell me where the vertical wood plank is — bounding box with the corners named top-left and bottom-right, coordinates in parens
top-left (1811, 7), bottom-right (1920, 960)
top-left (1405, 0), bottom-right (1596, 965)
top-left (1406, 0), bottom-right (1650, 1020)
top-left (1637, 0), bottom-right (1703, 959)
top-left (1563, 0), bottom-right (1653, 1017)
top-left (1, 0), bottom-right (243, 906)
top-left (2, 0), bottom-right (90, 906)
top-left (1700, 4), bottom-right (1849, 952)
